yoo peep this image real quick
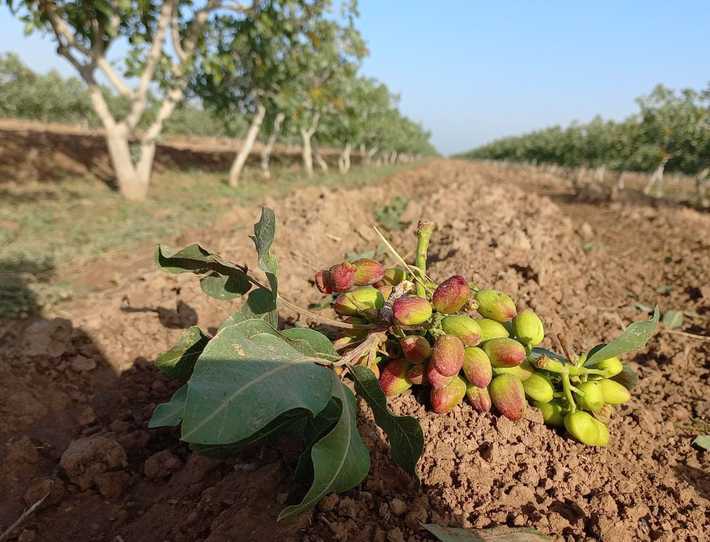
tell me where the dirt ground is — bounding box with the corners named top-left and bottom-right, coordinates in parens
top-left (1, 159), bottom-right (708, 541)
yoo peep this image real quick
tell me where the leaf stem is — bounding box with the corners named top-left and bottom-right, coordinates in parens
top-left (561, 370), bottom-right (576, 413)
top-left (415, 221), bottom-right (434, 297)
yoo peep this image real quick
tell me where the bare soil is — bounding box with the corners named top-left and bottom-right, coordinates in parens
top-left (1, 160), bottom-right (708, 541)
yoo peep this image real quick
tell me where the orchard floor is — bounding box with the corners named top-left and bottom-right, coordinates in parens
top-left (1, 159), bottom-right (708, 542)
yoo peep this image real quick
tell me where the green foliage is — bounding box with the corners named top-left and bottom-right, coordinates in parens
top-left (585, 307), bottom-right (660, 366)
top-left (661, 310), bottom-right (684, 329)
top-left (692, 435), bottom-right (710, 451)
top-left (461, 84), bottom-right (710, 175)
top-left (149, 208), bottom-right (424, 519)
top-left (374, 196), bottom-right (410, 231)
top-left (0, 52), bottom-right (240, 136)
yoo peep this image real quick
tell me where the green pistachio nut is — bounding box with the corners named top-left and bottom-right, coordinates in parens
top-left (351, 258), bottom-right (385, 286)
top-left (535, 400), bottom-right (565, 427)
top-left (333, 286), bottom-right (384, 317)
top-left (489, 374), bottom-right (527, 421)
top-left (593, 418), bottom-right (610, 447)
top-left (382, 266), bottom-right (406, 286)
top-left (462, 346), bottom-right (493, 388)
top-left (475, 289), bottom-right (517, 322)
top-left (378, 359), bottom-right (412, 397)
top-left (399, 335), bottom-right (432, 363)
top-left (431, 335), bottom-right (465, 376)
top-left (595, 356), bottom-right (623, 378)
top-left (431, 375), bottom-right (466, 414)
top-left (476, 318), bottom-right (510, 341)
top-left (483, 337), bottom-right (526, 368)
top-left (432, 275), bottom-right (471, 314)
top-left (564, 411), bottom-right (600, 446)
top-left (392, 295), bottom-right (433, 326)
top-left (441, 315), bottom-right (482, 346)
top-left (465, 382), bottom-right (492, 413)
top-left (599, 379), bottom-right (631, 405)
top-left (512, 308), bottom-right (545, 346)
top-left (577, 381), bottom-right (605, 412)
top-left (493, 359), bottom-right (535, 381)
top-left (523, 372), bottom-right (554, 403)
top-left (426, 362), bottom-right (455, 389)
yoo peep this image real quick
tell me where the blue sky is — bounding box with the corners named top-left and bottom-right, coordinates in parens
top-left (1, 1), bottom-right (709, 154)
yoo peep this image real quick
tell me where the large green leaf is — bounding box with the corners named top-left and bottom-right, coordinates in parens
top-left (251, 207), bottom-right (279, 296)
top-left (180, 319), bottom-right (332, 445)
top-left (585, 307), bottom-right (660, 367)
top-left (350, 365), bottom-right (423, 478)
top-left (423, 524), bottom-right (551, 541)
top-left (155, 244), bottom-right (252, 300)
top-left (282, 328), bottom-right (339, 361)
top-left (149, 385), bottom-right (188, 428)
top-left (278, 373), bottom-right (370, 521)
top-left (191, 409), bottom-right (310, 458)
top-left (292, 398), bottom-right (342, 486)
top-left (156, 326), bottom-right (209, 380)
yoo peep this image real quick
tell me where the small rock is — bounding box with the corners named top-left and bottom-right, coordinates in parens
top-left (95, 471), bottom-right (129, 499)
top-left (386, 527), bottom-right (405, 542)
top-left (579, 222), bottom-right (594, 240)
top-left (389, 498), bottom-right (407, 516)
top-left (144, 450), bottom-right (183, 480)
top-left (24, 478), bottom-right (65, 507)
top-left (71, 355), bottom-right (97, 372)
top-left (76, 406), bottom-right (97, 426)
top-left (318, 493), bottom-right (339, 512)
top-left (60, 436), bottom-right (127, 490)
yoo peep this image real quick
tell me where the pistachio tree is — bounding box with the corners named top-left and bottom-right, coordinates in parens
top-left (193, 0), bottom-right (330, 186)
top-left (6, 0), bottom-right (233, 200)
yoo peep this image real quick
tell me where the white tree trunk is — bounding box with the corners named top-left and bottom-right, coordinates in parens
top-left (367, 146), bottom-right (378, 165)
top-left (696, 168), bottom-right (709, 204)
top-left (338, 142), bottom-right (352, 174)
top-left (104, 126), bottom-right (150, 201)
top-left (301, 129), bottom-right (314, 177)
top-left (260, 112), bottom-right (284, 179)
top-left (313, 141), bottom-right (328, 172)
top-left (229, 103), bottom-right (266, 187)
top-left (644, 157), bottom-right (669, 196)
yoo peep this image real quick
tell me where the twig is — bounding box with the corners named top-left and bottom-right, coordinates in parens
top-left (662, 328), bottom-right (710, 342)
top-left (554, 333), bottom-right (575, 363)
top-left (0, 493), bottom-right (48, 542)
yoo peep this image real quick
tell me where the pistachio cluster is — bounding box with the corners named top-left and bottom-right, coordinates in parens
top-left (313, 223), bottom-right (632, 446)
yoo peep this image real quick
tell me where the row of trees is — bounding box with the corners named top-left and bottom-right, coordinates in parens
top-left (5, 0), bottom-right (435, 200)
top-left (461, 84), bottom-right (709, 195)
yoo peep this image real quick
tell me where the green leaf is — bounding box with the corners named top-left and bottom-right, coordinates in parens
top-left (423, 524), bottom-right (551, 541)
top-left (156, 326), bottom-right (209, 380)
top-left (180, 319), bottom-right (332, 445)
top-left (149, 385), bottom-right (188, 428)
top-left (529, 347), bottom-right (570, 365)
top-left (350, 365), bottom-right (423, 478)
top-left (292, 398), bottom-right (342, 486)
top-left (585, 307), bottom-right (660, 367)
top-left (281, 328), bottom-right (339, 361)
top-left (251, 207), bottom-right (279, 296)
top-left (155, 244), bottom-right (251, 298)
top-left (219, 289), bottom-right (279, 330)
top-left (278, 373), bottom-right (370, 521)
top-left (692, 435), bottom-right (710, 451)
top-left (661, 310), bottom-right (684, 329)
top-left (612, 363), bottom-right (640, 390)
top-left (191, 409), bottom-right (310, 458)
top-left (200, 272), bottom-right (251, 300)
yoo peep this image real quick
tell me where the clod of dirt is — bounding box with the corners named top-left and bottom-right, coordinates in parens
top-left (24, 478), bottom-right (65, 507)
top-left (70, 354), bottom-right (97, 372)
top-left (22, 318), bottom-right (73, 357)
top-left (143, 450), bottom-right (183, 479)
top-left (59, 436), bottom-right (127, 491)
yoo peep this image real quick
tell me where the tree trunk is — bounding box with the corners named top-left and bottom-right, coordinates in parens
top-left (696, 168), bottom-right (709, 204)
top-left (338, 142), bottom-right (352, 174)
top-left (301, 129), bottom-right (314, 177)
top-left (367, 146), bottom-right (378, 165)
top-left (260, 112), bottom-right (284, 179)
top-left (313, 141), bottom-right (328, 172)
top-left (105, 126), bottom-right (150, 201)
top-left (229, 103), bottom-right (266, 187)
top-left (645, 158), bottom-right (669, 197)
